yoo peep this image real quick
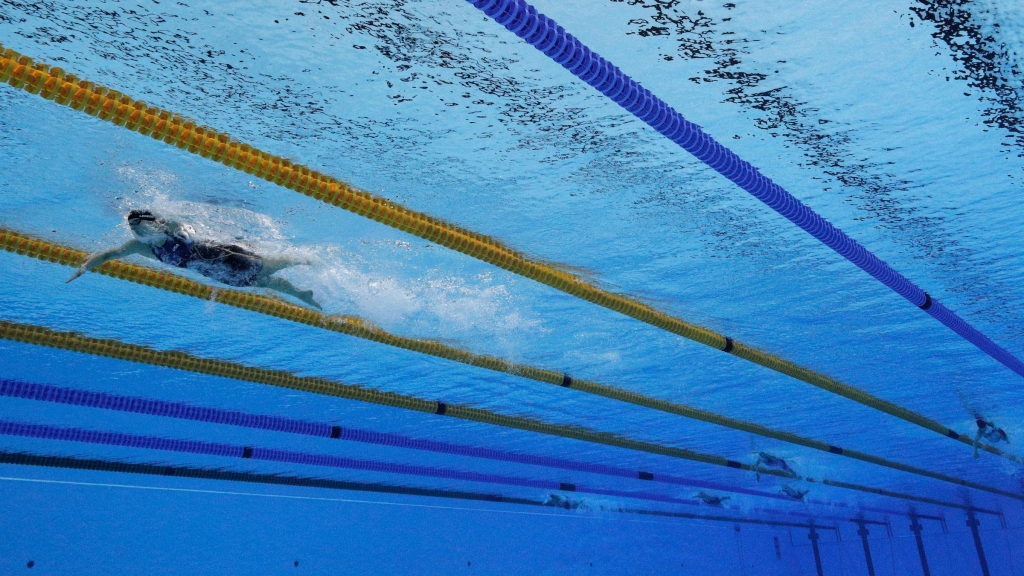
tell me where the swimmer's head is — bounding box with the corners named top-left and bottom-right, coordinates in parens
top-left (127, 210), bottom-right (169, 243)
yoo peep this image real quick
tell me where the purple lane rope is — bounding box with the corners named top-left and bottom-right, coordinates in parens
top-left (1, 449), bottom-right (858, 528)
top-left (5, 379), bottom-right (996, 514)
top-left (0, 418), bottom-right (712, 507)
top-left (464, 0), bottom-right (1024, 378)
top-left (0, 378), bottom-right (785, 501)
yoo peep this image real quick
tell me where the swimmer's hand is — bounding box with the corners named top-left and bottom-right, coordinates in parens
top-left (65, 241), bottom-right (154, 284)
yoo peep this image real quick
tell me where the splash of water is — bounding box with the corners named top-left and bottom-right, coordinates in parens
top-left (114, 167), bottom-right (543, 349)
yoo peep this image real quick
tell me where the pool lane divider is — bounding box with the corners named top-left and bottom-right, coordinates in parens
top-left (462, 0), bottom-right (1024, 380)
top-left (0, 318), bottom-right (792, 479)
top-left (0, 378), bottom-right (964, 521)
top-left (0, 449), bottom-right (544, 506)
top-left (0, 376), bottom-right (1012, 517)
top-left (0, 419), bottom-right (718, 509)
top-left (0, 319), bottom-right (1012, 511)
top-left (0, 377), bottom-right (789, 503)
top-left (3, 418), bottom-right (972, 525)
top-left (0, 450), bottom-right (847, 530)
top-left (0, 419), bottom-right (999, 516)
top-left (1, 227), bottom-right (1019, 481)
top-left (0, 45), bottom-right (1007, 463)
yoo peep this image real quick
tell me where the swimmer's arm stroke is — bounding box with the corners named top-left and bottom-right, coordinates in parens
top-left (66, 240), bottom-right (155, 283)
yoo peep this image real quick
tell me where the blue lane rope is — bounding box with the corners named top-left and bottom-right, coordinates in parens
top-left (0, 449), bottom-right (541, 506)
top-left (0, 379), bottom-right (989, 517)
top-left (464, 0), bottom-right (1024, 378)
top-left (0, 378), bottom-right (787, 502)
top-left (0, 450), bottom-right (845, 530)
top-left (0, 419), bottom-right (728, 508)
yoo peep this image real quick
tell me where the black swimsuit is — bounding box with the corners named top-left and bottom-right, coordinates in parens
top-left (150, 235), bottom-right (263, 287)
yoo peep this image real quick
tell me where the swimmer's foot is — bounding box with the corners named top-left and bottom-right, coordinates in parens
top-left (260, 256), bottom-right (314, 275)
top-left (256, 276), bottom-right (322, 310)
top-left (297, 289), bottom-right (322, 310)
top-left (259, 287), bottom-right (321, 311)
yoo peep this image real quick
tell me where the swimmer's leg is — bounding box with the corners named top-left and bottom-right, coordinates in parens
top-left (258, 256), bottom-right (311, 277)
top-left (255, 275), bottom-right (321, 310)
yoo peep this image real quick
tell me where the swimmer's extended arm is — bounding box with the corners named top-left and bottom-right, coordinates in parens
top-left (66, 240), bottom-right (154, 283)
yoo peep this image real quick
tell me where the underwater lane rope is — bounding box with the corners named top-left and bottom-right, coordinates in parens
top-left (0, 228), bottom-right (543, 379)
top-left (463, 0), bottom-right (1024, 379)
top-left (0, 381), bottom-right (991, 520)
top-left (1, 227), bottom-right (1017, 476)
top-left (0, 45), bottom-right (999, 461)
top-left (0, 419), bottom-right (716, 508)
top-left (817, 479), bottom-right (1000, 515)
top-left (0, 449), bottom-right (542, 506)
top-left (0, 419), bottom-right (996, 515)
top-left (0, 321), bottom-right (1014, 510)
top-left (0, 319), bottom-right (791, 479)
top-left (0, 450), bottom-right (847, 529)
top-left (0, 421), bottom-right (925, 525)
top-left (0, 450), bottom-right (993, 521)
top-left (0, 378), bottom-right (791, 502)
top-left (1, 375), bottom-right (1016, 508)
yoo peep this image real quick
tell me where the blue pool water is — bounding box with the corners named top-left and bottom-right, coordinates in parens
top-left (1, 0), bottom-right (1023, 573)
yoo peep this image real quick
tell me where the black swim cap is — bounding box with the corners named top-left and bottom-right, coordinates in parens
top-left (127, 210), bottom-right (157, 223)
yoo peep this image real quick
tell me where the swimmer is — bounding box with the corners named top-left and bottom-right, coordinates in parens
top-left (973, 416), bottom-right (1009, 459)
top-left (781, 486), bottom-right (809, 501)
top-left (67, 210), bottom-right (321, 309)
top-left (694, 492), bottom-right (730, 507)
top-left (543, 494), bottom-right (584, 510)
top-left (754, 452), bottom-right (795, 481)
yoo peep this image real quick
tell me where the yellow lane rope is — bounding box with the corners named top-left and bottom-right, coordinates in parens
top-left (0, 319), bottom-right (785, 476)
top-left (0, 318), bottom-right (1011, 511)
top-left (0, 44), bottom-right (1009, 465)
top-left (1, 226), bottom-right (1019, 499)
top-left (816, 479), bottom-right (998, 514)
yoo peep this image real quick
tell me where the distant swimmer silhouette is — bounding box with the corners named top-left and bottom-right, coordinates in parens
top-left (754, 452), bottom-right (795, 481)
top-left (68, 210), bottom-right (320, 309)
top-left (780, 486), bottom-right (808, 501)
top-left (973, 416), bottom-right (1009, 459)
top-left (694, 492), bottom-right (730, 507)
top-left (543, 494), bottom-right (584, 510)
